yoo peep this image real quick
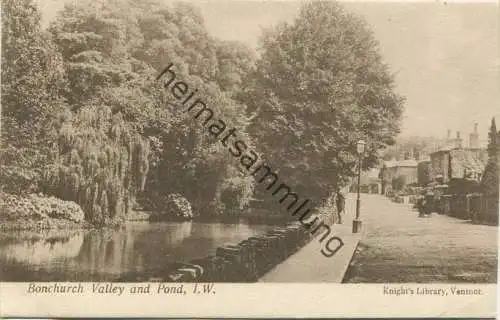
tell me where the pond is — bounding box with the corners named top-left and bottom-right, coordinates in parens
top-left (0, 221), bottom-right (277, 281)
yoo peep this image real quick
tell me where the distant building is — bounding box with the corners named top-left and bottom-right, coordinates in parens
top-left (430, 149), bottom-right (487, 182)
top-left (430, 124), bottom-right (488, 183)
top-left (381, 159), bottom-right (418, 193)
top-left (445, 130), bottom-right (463, 149)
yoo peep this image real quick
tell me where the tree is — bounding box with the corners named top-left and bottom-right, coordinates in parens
top-left (1, 0), bottom-right (68, 194)
top-left (481, 117), bottom-right (499, 197)
top-left (48, 0), bottom-right (144, 107)
top-left (1, 0), bottom-right (67, 137)
top-left (130, 0), bottom-right (255, 214)
top-left (241, 2), bottom-right (404, 203)
top-left (417, 161), bottom-right (431, 186)
top-left (49, 0), bottom-right (256, 216)
top-left (42, 106), bottom-right (150, 225)
top-left (215, 40), bottom-right (256, 96)
top-left (487, 117), bottom-right (497, 161)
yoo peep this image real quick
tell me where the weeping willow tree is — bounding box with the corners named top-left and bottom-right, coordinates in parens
top-left (42, 105), bottom-right (150, 225)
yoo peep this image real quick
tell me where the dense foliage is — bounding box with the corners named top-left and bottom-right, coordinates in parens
top-left (240, 2), bottom-right (404, 203)
top-left (417, 161), bottom-right (431, 186)
top-left (42, 106), bottom-right (150, 224)
top-left (1, 0), bottom-right (68, 195)
top-left (0, 192), bottom-right (85, 223)
top-left (1, 0), bottom-right (257, 222)
top-left (481, 118), bottom-right (499, 197)
top-left (1, 0), bottom-right (404, 224)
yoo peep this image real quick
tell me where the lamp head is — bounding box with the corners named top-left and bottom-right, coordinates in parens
top-left (356, 140), bottom-right (366, 155)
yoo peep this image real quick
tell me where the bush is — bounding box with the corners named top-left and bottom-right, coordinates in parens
top-left (217, 176), bottom-right (255, 212)
top-left (0, 192), bottom-right (85, 222)
top-left (150, 193), bottom-right (193, 219)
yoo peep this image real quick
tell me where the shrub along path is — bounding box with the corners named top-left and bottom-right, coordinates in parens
top-left (343, 194), bottom-right (498, 283)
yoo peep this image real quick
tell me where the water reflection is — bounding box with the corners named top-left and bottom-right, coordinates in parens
top-left (0, 221), bottom-right (274, 281)
top-left (0, 230), bottom-right (84, 264)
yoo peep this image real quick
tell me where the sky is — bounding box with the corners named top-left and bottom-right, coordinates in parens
top-left (36, 0), bottom-right (500, 142)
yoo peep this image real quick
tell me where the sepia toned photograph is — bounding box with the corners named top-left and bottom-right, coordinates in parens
top-left (0, 0), bottom-right (498, 316)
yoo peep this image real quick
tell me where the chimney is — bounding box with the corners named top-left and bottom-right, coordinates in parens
top-left (469, 123), bottom-right (479, 148)
top-left (447, 130), bottom-right (451, 140)
top-left (456, 131), bottom-right (462, 148)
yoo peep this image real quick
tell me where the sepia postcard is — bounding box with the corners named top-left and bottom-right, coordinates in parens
top-left (0, 0), bottom-right (498, 317)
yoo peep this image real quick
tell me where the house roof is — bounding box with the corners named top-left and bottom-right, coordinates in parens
top-left (430, 145), bottom-right (458, 155)
top-left (384, 159), bottom-right (418, 168)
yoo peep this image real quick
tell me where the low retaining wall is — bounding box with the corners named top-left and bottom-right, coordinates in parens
top-left (168, 221), bottom-right (315, 282)
top-left (118, 221), bottom-right (314, 282)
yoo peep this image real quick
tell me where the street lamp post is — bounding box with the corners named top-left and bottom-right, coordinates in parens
top-left (353, 140), bottom-right (366, 233)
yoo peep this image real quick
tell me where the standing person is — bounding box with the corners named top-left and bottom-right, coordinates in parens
top-left (417, 190), bottom-right (426, 217)
top-left (336, 191), bottom-right (345, 224)
top-left (424, 190), bottom-right (434, 217)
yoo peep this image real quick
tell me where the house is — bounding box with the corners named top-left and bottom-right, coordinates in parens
top-left (430, 127), bottom-right (488, 183)
top-left (380, 159), bottom-right (418, 193)
top-left (434, 123), bottom-right (498, 224)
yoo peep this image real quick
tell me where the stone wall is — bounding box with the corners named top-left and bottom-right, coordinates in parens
top-left (170, 221), bottom-right (315, 282)
top-left (118, 221), bottom-right (314, 282)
